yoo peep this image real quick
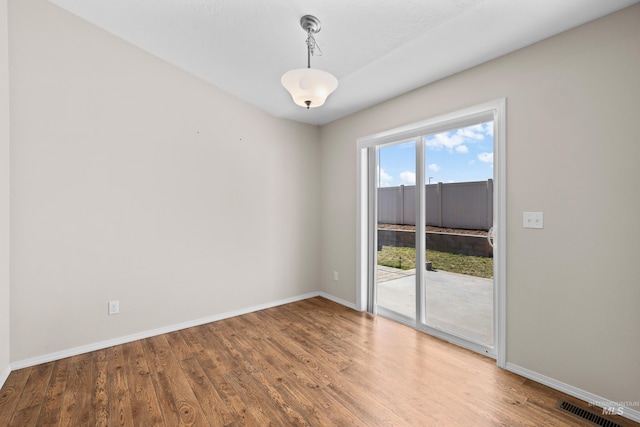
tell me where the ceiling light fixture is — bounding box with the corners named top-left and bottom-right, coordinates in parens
top-left (281, 15), bottom-right (338, 109)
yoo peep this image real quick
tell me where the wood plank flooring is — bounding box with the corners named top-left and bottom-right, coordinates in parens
top-left (0, 297), bottom-right (636, 426)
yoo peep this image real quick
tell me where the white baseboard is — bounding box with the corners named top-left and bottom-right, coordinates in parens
top-left (0, 364), bottom-right (10, 390)
top-left (506, 362), bottom-right (640, 423)
top-left (318, 292), bottom-right (358, 310)
top-left (11, 291), bottom-right (322, 371)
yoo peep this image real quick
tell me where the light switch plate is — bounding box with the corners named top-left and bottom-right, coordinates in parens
top-left (523, 212), bottom-right (543, 229)
top-left (108, 300), bottom-right (119, 315)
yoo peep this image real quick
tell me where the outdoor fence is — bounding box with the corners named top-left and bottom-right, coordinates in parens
top-left (378, 179), bottom-right (493, 231)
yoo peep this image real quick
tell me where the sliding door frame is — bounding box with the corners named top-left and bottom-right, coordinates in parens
top-left (356, 98), bottom-right (507, 367)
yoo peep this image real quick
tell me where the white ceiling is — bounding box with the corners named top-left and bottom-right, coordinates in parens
top-left (49, 0), bottom-right (638, 126)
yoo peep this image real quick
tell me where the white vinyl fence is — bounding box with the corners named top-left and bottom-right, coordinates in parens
top-left (378, 180), bottom-right (493, 230)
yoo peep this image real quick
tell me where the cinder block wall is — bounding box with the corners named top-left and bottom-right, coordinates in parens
top-left (378, 229), bottom-right (493, 257)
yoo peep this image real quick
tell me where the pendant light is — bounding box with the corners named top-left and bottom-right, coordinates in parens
top-left (281, 15), bottom-right (338, 109)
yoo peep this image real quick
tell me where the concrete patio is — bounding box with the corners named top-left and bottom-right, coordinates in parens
top-left (376, 265), bottom-right (494, 346)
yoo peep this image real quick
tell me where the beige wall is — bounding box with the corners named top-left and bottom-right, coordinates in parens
top-left (320, 5), bottom-right (640, 405)
top-left (9, 0), bottom-right (320, 361)
top-left (0, 0), bottom-right (10, 379)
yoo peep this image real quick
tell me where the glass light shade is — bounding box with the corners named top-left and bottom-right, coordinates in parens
top-left (281, 68), bottom-right (338, 108)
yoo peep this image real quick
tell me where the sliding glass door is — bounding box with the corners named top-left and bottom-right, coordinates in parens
top-left (361, 101), bottom-right (505, 359)
top-left (375, 140), bottom-right (417, 323)
top-left (421, 123), bottom-right (494, 348)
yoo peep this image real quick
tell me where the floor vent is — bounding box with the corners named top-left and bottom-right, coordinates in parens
top-left (556, 400), bottom-right (624, 427)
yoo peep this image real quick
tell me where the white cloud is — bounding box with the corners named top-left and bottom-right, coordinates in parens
top-left (425, 122), bottom-right (491, 153)
top-left (457, 126), bottom-right (485, 140)
top-left (428, 163), bottom-right (441, 172)
top-left (399, 171), bottom-right (416, 185)
top-left (377, 166), bottom-right (393, 187)
top-left (484, 122), bottom-right (494, 136)
top-left (425, 132), bottom-right (464, 151)
top-left (478, 152), bottom-right (493, 164)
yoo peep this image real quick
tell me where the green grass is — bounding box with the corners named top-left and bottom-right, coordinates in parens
top-left (377, 246), bottom-right (493, 279)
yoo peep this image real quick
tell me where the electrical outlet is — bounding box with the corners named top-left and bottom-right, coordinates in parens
top-left (333, 271), bottom-right (339, 281)
top-left (108, 300), bottom-right (119, 315)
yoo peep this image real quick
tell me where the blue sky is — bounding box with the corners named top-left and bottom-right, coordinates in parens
top-left (377, 121), bottom-right (494, 187)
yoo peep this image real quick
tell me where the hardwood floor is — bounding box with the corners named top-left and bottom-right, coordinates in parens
top-left (0, 297), bottom-right (636, 426)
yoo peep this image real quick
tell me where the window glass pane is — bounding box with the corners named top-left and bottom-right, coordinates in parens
top-left (375, 140), bottom-right (417, 322)
top-left (423, 121), bottom-right (494, 347)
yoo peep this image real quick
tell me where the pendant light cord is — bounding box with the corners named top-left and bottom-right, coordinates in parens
top-left (306, 30), bottom-right (312, 68)
top-left (306, 30), bottom-right (321, 69)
